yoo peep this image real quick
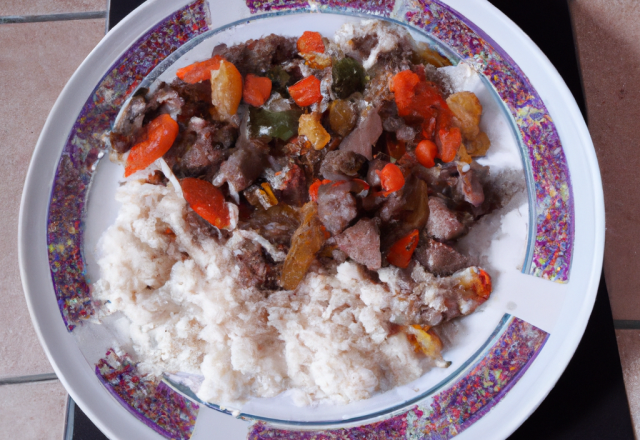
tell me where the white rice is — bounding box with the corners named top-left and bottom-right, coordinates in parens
top-left (94, 181), bottom-right (433, 407)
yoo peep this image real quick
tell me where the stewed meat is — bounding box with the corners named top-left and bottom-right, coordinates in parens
top-left (317, 181), bottom-right (358, 234)
top-left (213, 146), bottom-right (267, 193)
top-left (320, 150), bottom-right (367, 181)
top-left (426, 197), bottom-right (465, 241)
top-left (334, 218), bottom-right (381, 270)
top-left (414, 238), bottom-right (468, 276)
top-left (339, 108), bottom-right (383, 160)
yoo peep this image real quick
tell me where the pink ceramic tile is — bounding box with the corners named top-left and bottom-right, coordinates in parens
top-left (569, 0), bottom-right (640, 320)
top-left (0, 19), bottom-right (105, 378)
top-left (0, 0), bottom-right (107, 16)
top-left (616, 330), bottom-right (640, 436)
top-left (0, 381), bottom-right (67, 440)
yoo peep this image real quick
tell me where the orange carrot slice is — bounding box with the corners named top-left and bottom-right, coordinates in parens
top-left (181, 177), bottom-right (230, 229)
top-left (387, 229), bottom-right (419, 268)
top-left (415, 139), bottom-right (438, 168)
top-left (436, 126), bottom-right (461, 163)
top-left (288, 75), bottom-right (322, 107)
top-left (297, 31), bottom-right (325, 54)
top-left (176, 55), bottom-right (223, 84)
top-left (375, 163), bottom-right (405, 197)
top-left (243, 74), bottom-right (272, 107)
top-left (124, 114), bottom-right (178, 177)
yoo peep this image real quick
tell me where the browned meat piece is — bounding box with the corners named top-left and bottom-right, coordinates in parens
top-left (110, 95), bottom-right (147, 154)
top-left (377, 191), bottom-right (405, 223)
top-left (350, 35), bottom-right (379, 62)
top-left (179, 118), bottom-right (225, 177)
top-left (364, 67), bottom-right (395, 108)
top-left (254, 34), bottom-right (298, 68)
top-left (457, 162), bottom-right (486, 207)
top-left (382, 115), bottom-right (404, 132)
top-left (317, 181), bottom-right (357, 235)
top-left (272, 163), bottom-right (308, 207)
top-left (319, 151), bottom-right (367, 181)
top-left (235, 239), bottom-right (282, 290)
top-left (242, 204), bottom-right (300, 246)
top-left (171, 79), bottom-right (211, 103)
top-left (396, 125), bottom-right (417, 143)
top-left (211, 124), bottom-right (238, 149)
top-left (212, 146), bottom-right (267, 193)
top-left (414, 162), bottom-right (458, 195)
top-left (147, 82), bottom-right (183, 116)
top-left (339, 108), bottom-right (383, 160)
top-left (426, 197), bottom-right (465, 241)
top-left (332, 248), bottom-right (348, 263)
top-left (299, 146), bottom-right (327, 184)
top-left (211, 35), bottom-right (297, 75)
top-left (334, 218), bottom-right (381, 270)
top-left (414, 238), bottom-right (468, 276)
top-left (181, 143), bottom-right (223, 177)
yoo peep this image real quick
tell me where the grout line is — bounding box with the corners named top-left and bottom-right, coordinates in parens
top-left (614, 320), bottom-right (640, 330)
top-left (105, 0), bottom-right (112, 34)
top-left (0, 372), bottom-right (58, 385)
top-left (63, 396), bottom-right (76, 440)
top-left (0, 11), bottom-right (107, 25)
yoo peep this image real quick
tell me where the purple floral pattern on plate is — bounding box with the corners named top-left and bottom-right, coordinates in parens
top-left (97, 349), bottom-right (199, 440)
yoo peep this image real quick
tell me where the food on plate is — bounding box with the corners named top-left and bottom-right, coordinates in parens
top-left (95, 20), bottom-right (515, 408)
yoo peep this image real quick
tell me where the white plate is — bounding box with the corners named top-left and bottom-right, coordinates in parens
top-left (19, 0), bottom-right (603, 439)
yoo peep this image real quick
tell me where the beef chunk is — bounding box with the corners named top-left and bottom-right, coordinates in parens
top-left (317, 181), bottom-right (357, 235)
top-left (320, 150), bottom-right (367, 181)
top-left (110, 95), bottom-right (147, 154)
top-left (339, 109), bottom-right (383, 160)
top-left (243, 204), bottom-right (300, 247)
top-left (181, 143), bottom-right (223, 177)
top-left (211, 124), bottom-right (238, 149)
top-left (170, 79), bottom-right (212, 122)
top-left (213, 146), bottom-right (267, 192)
top-left (334, 218), bottom-right (381, 270)
top-left (414, 238), bottom-right (468, 276)
top-left (146, 82), bottom-right (183, 117)
top-left (179, 118), bottom-right (225, 176)
top-left (457, 162), bottom-right (486, 207)
top-left (426, 197), bottom-right (465, 241)
top-left (271, 163), bottom-right (308, 207)
top-left (351, 35), bottom-right (379, 61)
top-left (211, 35), bottom-right (297, 76)
top-left (171, 79), bottom-right (211, 103)
top-left (377, 191), bottom-right (405, 223)
top-left (235, 239), bottom-right (282, 290)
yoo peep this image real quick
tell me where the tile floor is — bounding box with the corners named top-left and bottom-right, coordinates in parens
top-left (569, 0), bottom-right (640, 432)
top-left (2, 1), bottom-right (640, 439)
top-left (0, 6), bottom-right (107, 439)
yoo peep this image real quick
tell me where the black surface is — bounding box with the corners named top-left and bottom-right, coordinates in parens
top-left (69, 1), bottom-right (633, 439)
top-left (68, 398), bottom-right (109, 440)
top-left (508, 275), bottom-right (633, 440)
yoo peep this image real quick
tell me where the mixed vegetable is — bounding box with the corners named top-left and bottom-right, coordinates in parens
top-left (109, 24), bottom-right (504, 358)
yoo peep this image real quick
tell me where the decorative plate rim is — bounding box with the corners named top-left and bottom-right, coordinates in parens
top-left (18, 0), bottom-right (604, 439)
